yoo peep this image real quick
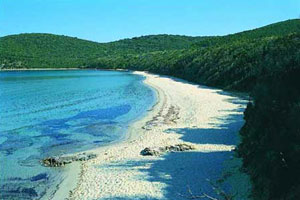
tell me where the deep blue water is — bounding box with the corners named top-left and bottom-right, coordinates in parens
top-left (0, 70), bottom-right (155, 199)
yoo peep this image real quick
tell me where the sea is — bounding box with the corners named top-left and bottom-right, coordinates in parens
top-left (0, 70), bottom-right (156, 199)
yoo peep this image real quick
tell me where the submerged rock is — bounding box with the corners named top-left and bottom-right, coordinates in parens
top-left (141, 143), bottom-right (195, 156)
top-left (41, 157), bottom-right (69, 167)
top-left (30, 173), bottom-right (48, 182)
top-left (41, 153), bottom-right (97, 167)
top-left (21, 188), bottom-right (38, 197)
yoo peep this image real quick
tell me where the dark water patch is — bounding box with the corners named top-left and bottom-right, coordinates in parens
top-left (7, 177), bottom-right (23, 181)
top-left (0, 136), bottom-right (34, 156)
top-left (5, 173), bottom-right (49, 183)
top-left (38, 105), bottom-right (130, 137)
top-left (75, 124), bottom-right (121, 137)
top-left (30, 173), bottom-right (48, 182)
top-left (70, 105), bottom-right (131, 121)
top-left (21, 188), bottom-right (38, 197)
top-left (0, 107), bottom-right (130, 157)
top-left (41, 118), bottom-right (70, 132)
top-left (43, 140), bottom-right (82, 155)
top-left (73, 121), bottom-right (117, 136)
top-left (48, 140), bottom-right (79, 148)
top-left (40, 132), bottom-right (69, 140)
top-left (1, 187), bottom-right (38, 199)
top-left (92, 138), bottom-right (114, 144)
top-left (71, 120), bottom-right (116, 128)
top-left (18, 155), bottom-right (41, 167)
top-left (1, 178), bottom-right (46, 200)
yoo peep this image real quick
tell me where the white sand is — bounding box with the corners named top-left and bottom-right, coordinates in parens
top-left (65, 72), bottom-right (248, 200)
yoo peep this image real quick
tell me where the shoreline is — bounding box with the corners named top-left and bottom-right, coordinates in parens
top-left (0, 68), bottom-right (129, 71)
top-left (54, 71), bottom-right (251, 200)
top-left (0, 68), bottom-right (82, 71)
top-left (48, 71), bottom-right (160, 200)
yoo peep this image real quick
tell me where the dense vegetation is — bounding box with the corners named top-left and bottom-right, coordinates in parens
top-left (0, 33), bottom-right (206, 69)
top-left (1, 19), bottom-right (300, 199)
top-left (238, 66), bottom-right (300, 200)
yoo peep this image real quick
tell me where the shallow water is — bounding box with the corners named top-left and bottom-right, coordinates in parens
top-left (0, 70), bottom-right (155, 199)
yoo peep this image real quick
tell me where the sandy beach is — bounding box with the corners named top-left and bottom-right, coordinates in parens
top-left (57, 71), bottom-right (249, 200)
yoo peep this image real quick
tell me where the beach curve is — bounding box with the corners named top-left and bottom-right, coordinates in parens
top-left (60, 71), bottom-right (248, 200)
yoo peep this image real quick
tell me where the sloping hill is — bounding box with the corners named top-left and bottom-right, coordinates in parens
top-left (0, 33), bottom-right (206, 68)
top-left (108, 34), bottom-right (210, 52)
top-left (192, 19), bottom-right (300, 47)
top-left (0, 33), bottom-right (104, 68)
top-left (1, 19), bottom-right (299, 70)
top-left (86, 19), bottom-right (300, 91)
top-left (1, 19), bottom-right (299, 91)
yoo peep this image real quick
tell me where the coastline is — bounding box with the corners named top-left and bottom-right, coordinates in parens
top-left (0, 68), bottom-right (82, 71)
top-left (0, 68), bottom-right (129, 71)
top-left (48, 71), bottom-right (158, 200)
top-left (54, 71), bottom-right (251, 200)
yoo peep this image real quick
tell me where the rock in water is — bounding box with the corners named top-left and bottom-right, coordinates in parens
top-left (140, 143), bottom-right (195, 156)
top-left (41, 153), bottom-right (97, 167)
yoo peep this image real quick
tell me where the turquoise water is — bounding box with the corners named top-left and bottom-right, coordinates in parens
top-left (0, 70), bottom-right (155, 199)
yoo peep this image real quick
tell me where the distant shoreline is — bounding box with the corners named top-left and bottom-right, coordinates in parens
top-left (0, 68), bottom-right (130, 71)
top-left (0, 68), bottom-right (81, 71)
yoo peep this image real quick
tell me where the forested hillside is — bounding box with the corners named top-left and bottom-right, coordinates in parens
top-left (0, 33), bottom-right (205, 69)
top-left (237, 64), bottom-right (300, 200)
top-left (1, 19), bottom-right (300, 200)
top-left (1, 19), bottom-right (299, 92)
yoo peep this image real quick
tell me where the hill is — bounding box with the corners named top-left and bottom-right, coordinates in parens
top-left (192, 19), bottom-right (300, 47)
top-left (0, 33), bottom-right (206, 69)
top-left (88, 19), bottom-right (300, 92)
top-left (1, 19), bottom-right (299, 71)
top-left (0, 19), bottom-right (299, 92)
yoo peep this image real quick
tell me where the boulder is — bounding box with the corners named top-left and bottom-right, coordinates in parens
top-left (140, 147), bottom-right (163, 156)
top-left (141, 143), bottom-right (195, 156)
top-left (41, 153), bottom-right (97, 167)
top-left (166, 143), bottom-right (195, 152)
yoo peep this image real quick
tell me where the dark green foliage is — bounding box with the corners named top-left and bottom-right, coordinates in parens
top-left (238, 66), bottom-right (300, 200)
top-left (0, 33), bottom-right (106, 68)
top-left (0, 33), bottom-right (205, 69)
top-left (192, 19), bottom-right (300, 48)
top-left (1, 19), bottom-right (300, 200)
top-left (86, 32), bottom-right (300, 93)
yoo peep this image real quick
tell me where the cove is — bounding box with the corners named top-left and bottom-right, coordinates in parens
top-left (0, 70), bottom-right (156, 199)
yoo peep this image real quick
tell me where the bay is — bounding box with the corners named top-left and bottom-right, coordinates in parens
top-left (0, 70), bottom-right (155, 199)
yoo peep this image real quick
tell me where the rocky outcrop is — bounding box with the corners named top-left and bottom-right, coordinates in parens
top-left (140, 147), bottom-right (163, 156)
top-left (41, 153), bottom-right (97, 167)
top-left (140, 143), bottom-right (195, 156)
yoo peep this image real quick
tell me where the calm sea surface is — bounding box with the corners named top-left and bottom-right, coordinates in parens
top-left (0, 70), bottom-right (155, 199)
